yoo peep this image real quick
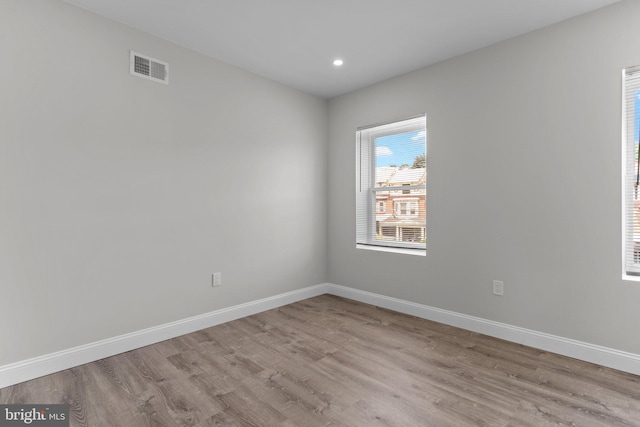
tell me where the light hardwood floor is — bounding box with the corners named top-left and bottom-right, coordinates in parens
top-left (1, 295), bottom-right (639, 426)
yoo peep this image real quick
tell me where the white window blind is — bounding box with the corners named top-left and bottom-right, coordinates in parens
top-left (623, 67), bottom-right (640, 278)
top-left (356, 115), bottom-right (426, 253)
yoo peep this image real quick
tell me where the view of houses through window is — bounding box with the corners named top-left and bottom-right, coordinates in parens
top-left (356, 115), bottom-right (426, 252)
top-left (374, 164), bottom-right (426, 244)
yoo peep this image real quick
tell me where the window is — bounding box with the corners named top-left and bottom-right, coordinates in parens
top-left (356, 115), bottom-right (426, 254)
top-left (394, 200), bottom-right (418, 217)
top-left (623, 67), bottom-right (640, 279)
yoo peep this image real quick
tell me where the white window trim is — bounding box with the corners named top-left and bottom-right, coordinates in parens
top-left (356, 115), bottom-right (426, 255)
top-left (622, 66), bottom-right (640, 281)
top-left (621, 66), bottom-right (640, 282)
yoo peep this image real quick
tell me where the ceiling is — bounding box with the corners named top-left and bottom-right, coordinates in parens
top-left (63, 0), bottom-right (620, 99)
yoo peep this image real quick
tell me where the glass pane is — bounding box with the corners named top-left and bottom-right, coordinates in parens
top-left (374, 129), bottom-right (426, 178)
top-left (373, 129), bottom-right (426, 245)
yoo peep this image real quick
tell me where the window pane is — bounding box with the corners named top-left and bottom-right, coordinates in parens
top-left (356, 115), bottom-right (426, 252)
top-left (375, 130), bottom-right (426, 172)
top-left (373, 124), bottom-right (425, 246)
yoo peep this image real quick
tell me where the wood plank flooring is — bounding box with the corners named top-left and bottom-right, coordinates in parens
top-left (1, 295), bottom-right (639, 426)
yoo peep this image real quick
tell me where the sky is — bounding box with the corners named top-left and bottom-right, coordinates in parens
top-left (375, 129), bottom-right (426, 168)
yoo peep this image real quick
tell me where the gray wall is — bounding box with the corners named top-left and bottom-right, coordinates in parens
top-left (3, 0), bottom-right (640, 370)
top-left (328, 0), bottom-right (640, 354)
top-left (0, 0), bottom-right (327, 366)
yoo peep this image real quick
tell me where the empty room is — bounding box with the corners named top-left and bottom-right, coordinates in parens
top-left (1, 0), bottom-right (640, 425)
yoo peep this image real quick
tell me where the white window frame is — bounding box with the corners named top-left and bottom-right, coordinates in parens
top-left (356, 115), bottom-right (426, 255)
top-left (622, 66), bottom-right (640, 280)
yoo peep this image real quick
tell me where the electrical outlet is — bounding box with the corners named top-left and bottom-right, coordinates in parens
top-left (212, 272), bottom-right (222, 287)
top-left (493, 280), bottom-right (504, 296)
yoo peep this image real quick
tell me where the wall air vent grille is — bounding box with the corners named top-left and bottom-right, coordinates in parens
top-left (130, 51), bottom-right (168, 84)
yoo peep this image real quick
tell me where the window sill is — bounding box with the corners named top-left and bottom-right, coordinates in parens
top-left (356, 244), bottom-right (426, 256)
top-left (622, 273), bottom-right (640, 282)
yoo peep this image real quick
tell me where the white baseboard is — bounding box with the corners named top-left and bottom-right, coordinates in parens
top-left (325, 283), bottom-right (640, 376)
top-left (0, 284), bottom-right (328, 389)
top-left (2, 282), bottom-right (639, 389)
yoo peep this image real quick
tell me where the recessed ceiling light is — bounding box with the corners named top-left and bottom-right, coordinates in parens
top-left (333, 59), bottom-right (344, 67)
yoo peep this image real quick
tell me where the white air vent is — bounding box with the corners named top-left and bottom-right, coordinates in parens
top-left (130, 51), bottom-right (168, 84)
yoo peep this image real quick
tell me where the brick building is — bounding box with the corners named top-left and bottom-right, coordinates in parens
top-left (374, 166), bottom-right (426, 243)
